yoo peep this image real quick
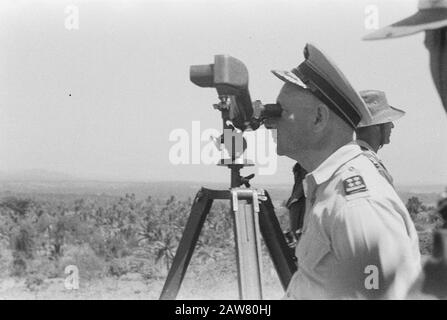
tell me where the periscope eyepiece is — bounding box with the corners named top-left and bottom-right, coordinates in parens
top-left (190, 55), bottom-right (282, 131)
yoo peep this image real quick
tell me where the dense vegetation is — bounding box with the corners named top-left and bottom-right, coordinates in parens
top-left (0, 193), bottom-right (441, 291)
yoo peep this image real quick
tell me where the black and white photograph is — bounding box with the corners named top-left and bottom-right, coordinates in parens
top-left (0, 0), bottom-right (446, 303)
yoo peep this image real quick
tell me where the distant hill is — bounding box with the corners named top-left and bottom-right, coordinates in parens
top-left (0, 169), bottom-right (78, 182)
top-left (0, 177), bottom-right (442, 207)
top-left (396, 184), bottom-right (446, 194)
top-left (0, 169), bottom-right (443, 205)
top-left (0, 179), bottom-right (286, 203)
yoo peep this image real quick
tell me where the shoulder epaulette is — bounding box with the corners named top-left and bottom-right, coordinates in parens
top-left (362, 151), bottom-right (394, 186)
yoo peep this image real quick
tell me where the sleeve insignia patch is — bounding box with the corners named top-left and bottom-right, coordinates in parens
top-left (343, 175), bottom-right (367, 195)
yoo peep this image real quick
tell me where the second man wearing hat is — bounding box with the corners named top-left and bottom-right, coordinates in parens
top-left (356, 90), bottom-right (406, 186)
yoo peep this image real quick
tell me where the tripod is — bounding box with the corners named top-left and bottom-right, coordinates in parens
top-left (159, 98), bottom-right (297, 300)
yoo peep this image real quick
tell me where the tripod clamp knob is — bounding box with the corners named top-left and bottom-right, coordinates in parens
top-left (240, 174), bottom-right (255, 188)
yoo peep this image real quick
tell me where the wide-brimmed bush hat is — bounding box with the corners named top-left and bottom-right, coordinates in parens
top-left (357, 90), bottom-right (405, 127)
top-left (363, 0), bottom-right (447, 40)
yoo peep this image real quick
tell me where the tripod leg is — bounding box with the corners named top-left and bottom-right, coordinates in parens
top-left (232, 197), bottom-right (263, 300)
top-left (159, 188), bottom-right (213, 300)
top-left (258, 191), bottom-right (297, 290)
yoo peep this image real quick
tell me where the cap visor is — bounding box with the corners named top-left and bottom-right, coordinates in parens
top-left (363, 9), bottom-right (447, 40)
top-left (302, 43), bottom-right (373, 126)
top-left (271, 70), bottom-right (306, 87)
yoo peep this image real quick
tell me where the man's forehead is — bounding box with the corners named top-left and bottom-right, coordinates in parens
top-left (278, 82), bottom-right (310, 101)
top-left (279, 82), bottom-right (302, 94)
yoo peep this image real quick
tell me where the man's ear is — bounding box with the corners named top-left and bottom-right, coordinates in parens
top-left (313, 103), bottom-right (330, 132)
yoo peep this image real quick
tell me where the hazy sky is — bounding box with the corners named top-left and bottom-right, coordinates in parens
top-left (0, 0), bottom-right (446, 186)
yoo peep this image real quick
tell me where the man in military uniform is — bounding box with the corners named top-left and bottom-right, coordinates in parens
top-left (355, 90), bottom-right (406, 186)
top-left (267, 43), bottom-right (421, 299)
top-left (284, 89), bottom-right (405, 248)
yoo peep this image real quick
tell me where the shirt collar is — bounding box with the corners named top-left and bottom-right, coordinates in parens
top-left (303, 142), bottom-right (362, 197)
top-left (356, 139), bottom-right (375, 152)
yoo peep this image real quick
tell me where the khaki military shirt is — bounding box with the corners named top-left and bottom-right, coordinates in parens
top-left (284, 142), bottom-right (421, 299)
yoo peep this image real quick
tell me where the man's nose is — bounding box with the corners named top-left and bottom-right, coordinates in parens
top-left (391, 122), bottom-right (395, 129)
